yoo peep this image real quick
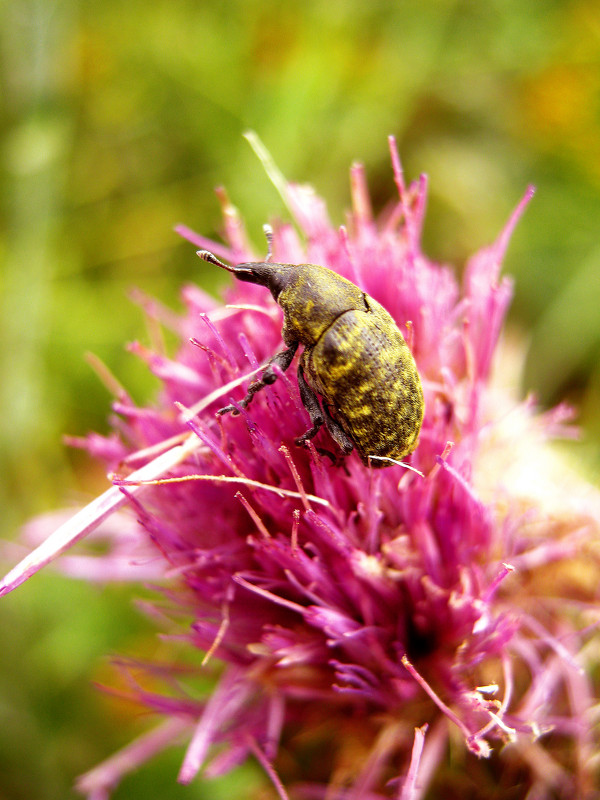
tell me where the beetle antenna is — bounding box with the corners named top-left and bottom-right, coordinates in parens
top-left (263, 224), bottom-right (273, 262)
top-left (196, 250), bottom-right (236, 273)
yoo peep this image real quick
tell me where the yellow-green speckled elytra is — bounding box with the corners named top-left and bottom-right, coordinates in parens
top-left (197, 227), bottom-right (424, 468)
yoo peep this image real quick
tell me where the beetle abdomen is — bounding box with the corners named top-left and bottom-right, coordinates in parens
top-left (303, 308), bottom-right (424, 465)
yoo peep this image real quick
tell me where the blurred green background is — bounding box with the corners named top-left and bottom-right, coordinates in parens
top-left (1, 0), bottom-right (600, 797)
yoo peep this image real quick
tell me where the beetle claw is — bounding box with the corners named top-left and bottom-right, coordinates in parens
top-left (218, 404), bottom-right (238, 416)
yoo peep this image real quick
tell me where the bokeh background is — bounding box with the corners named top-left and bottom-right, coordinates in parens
top-left (1, 1), bottom-right (599, 797)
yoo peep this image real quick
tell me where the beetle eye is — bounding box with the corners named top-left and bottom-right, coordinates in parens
top-left (233, 262), bottom-right (286, 300)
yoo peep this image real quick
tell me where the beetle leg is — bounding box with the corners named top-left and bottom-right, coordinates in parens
top-left (295, 369), bottom-right (354, 456)
top-left (322, 402), bottom-right (354, 454)
top-left (218, 343), bottom-right (298, 415)
top-left (295, 365), bottom-right (325, 444)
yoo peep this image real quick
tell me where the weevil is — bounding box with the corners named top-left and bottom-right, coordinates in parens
top-left (197, 227), bottom-right (424, 467)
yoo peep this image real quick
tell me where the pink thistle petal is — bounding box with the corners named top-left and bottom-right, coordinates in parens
top-left (0, 436), bottom-right (202, 594)
top-left (178, 665), bottom-right (255, 785)
top-left (398, 724), bottom-right (428, 800)
top-left (174, 224), bottom-right (233, 261)
top-left (76, 717), bottom-right (191, 799)
top-left (245, 733), bottom-right (291, 800)
top-left (401, 656), bottom-right (490, 757)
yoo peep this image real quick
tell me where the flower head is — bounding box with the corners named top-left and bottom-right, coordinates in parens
top-left (2, 136), bottom-right (599, 799)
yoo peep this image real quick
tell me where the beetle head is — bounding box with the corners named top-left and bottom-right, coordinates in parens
top-left (197, 225), bottom-right (294, 300)
top-left (198, 250), bottom-right (294, 296)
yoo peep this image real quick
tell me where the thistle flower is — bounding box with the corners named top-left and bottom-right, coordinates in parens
top-left (2, 136), bottom-right (600, 800)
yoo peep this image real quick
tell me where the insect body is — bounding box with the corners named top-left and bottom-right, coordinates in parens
top-left (197, 228), bottom-right (424, 467)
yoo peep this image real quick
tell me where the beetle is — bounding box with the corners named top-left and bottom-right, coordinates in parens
top-left (197, 227), bottom-right (424, 467)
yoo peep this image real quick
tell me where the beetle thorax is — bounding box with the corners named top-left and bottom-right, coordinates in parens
top-left (276, 264), bottom-right (367, 347)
